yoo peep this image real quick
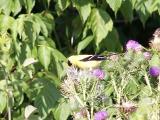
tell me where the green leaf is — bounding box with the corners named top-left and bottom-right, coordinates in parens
top-left (0, 91), bottom-right (7, 113)
top-left (23, 0), bottom-right (35, 13)
top-left (24, 105), bottom-right (37, 119)
top-left (24, 20), bottom-right (34, 41)
top-left (131, 0), bottom-right (137, 8)
top-left (100, 28), bottom-right (122, 52)
top-left (106, 0), bottom-right (122, 15)
top-left (33, 78), bottom-right (61, 118)
top-left (135, 2), bottom-right (150, 26)
top-left (38, 41), bottom-right (51, 70)
top-left (34, 13), bottom-right (54, 35)
top-left (0, 15), bottom-right (15, 31)
top-left (53, 100), bottom-right (71, 120)
top-left (33, 14), bottom-right (48, 37)
top-left (145, 0), bottom-right (159, 14)
top-left (149, 54), bottom-right (160, 66)
top-left (51, 49), bottom-right (66, 61)
top-left (0, 0), bottom-right (12, 15)
top-left (89, 8), bottom-right (113, 47)
top-left (72, 16), bottom-right (83, 39)
top-left (11, 0), bottom-right (22, 16)
top-left (73, 0), bottom-right (92, 23)
top-left (56, 0), bottom-right (71, 12)
top-left (77, 35), bottom-right (93, 54)
top-left (120, 0), bottom-right (133, 22)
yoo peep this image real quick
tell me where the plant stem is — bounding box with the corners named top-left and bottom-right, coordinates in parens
top-left (74, 94), bottom-right (84, 107)
top-left (144, 72), bottom-right (152, 93)
top-left (7, 102), bottom-right (11, 120)
top-left (91, 101), bottom-right (94, 120)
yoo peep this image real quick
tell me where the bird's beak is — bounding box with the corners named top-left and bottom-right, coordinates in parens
top-left (67, 60), bottom-right (72, 66)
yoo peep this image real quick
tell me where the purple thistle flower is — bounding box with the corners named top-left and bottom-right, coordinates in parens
top-left (143, 52), bottom-right (151, 60)
top-left (92, 69), bottom-right (105, 80)
top-left (94, 111), bottom-right (108, 120)
top-left (149, 66), bottom-right (160, 77)
top-left (126, 40), bottom-right (143, 52)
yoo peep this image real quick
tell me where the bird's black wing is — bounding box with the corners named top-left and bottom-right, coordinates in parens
top-left (80, 55), bottom-right (107, 61)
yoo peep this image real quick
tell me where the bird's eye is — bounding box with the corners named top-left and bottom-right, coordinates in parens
top-left (67, 60), bottom-right (72, 66)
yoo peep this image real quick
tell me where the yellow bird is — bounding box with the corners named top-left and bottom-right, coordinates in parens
top-left (67, 55), bottom-right (107, 69)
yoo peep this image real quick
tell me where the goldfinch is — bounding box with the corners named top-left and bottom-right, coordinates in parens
top-left (67, 55), bottom-right (107, 69)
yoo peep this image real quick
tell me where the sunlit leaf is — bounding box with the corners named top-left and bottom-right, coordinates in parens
top-left (53, 99), bottom-right (71, 120)
top-left (77, 35), bottom-right (93, 54)
top-left (73, 0), bottom-right (92, 23)
top-left (106, 0), bottom-right (122, 15)
top-left (149, 54), bottom-right (160, 66)
top-left (145, 0), bottom-right (159, 14)
top-left (0, 15), bottom-right (15, 31)
top-left (89, 8), bottom-right (113, 47)
top-left (23, 58), bottom-right (38, 67)
top-left (38, 41), bottom-right (51, 70)
top-left (11, 0), bottom-right (22, 16)
top-left (0, 0), bottom-right (12, 15)
top-left (56, 0), bottom-right (70, 12)
top-left (0, 91), bottom-right (7, 113)
top-left (23, 0), bottom-right (35, 13)
top-left (33, 14), bottom-right (48, 37)
top-left (135, 2), bottom-right (150, 26)
top-left (51, 49), bottom-right (66, 61)
top-left (24, 105), bottom-right (37, 119)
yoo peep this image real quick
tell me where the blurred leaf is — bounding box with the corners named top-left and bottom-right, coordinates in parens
top-left (0, 0), bottom-right (12, 15)
top-left (135, 2), bottom-right (150, 26)
top-left (100, 28), bottom-right (122, 52)
top-left (33, 78), bottom-right (61, 118)
top-left (72, 16), bottom-right (83, 39)
top-left (120, 0), bottom-right (133, 22)
top-left (73, 0), bottom-right (92, 23)
top-left (23, 58), bottom-right (38, 67)
top-left (33, 14), bottom-right (48, 37)
top-left (158, 1), bottom-right (160, 15)
top-left (53, 100), bottom-right (71, 120)
top-left (149, 54), bottom-right (160, 66)
top-left (23, 0), bottom-right (35, 13)
top-left (145, 0), bottom-right (159, 14)
top-left (77, 35), bottom-right (93, 54)
top-left (35, 13), bottom-right (54, 35)
top-left (89, 8), bottom-right (113, 47)
top-left (0, 15), bottom-right (15, 31)
top-left (24, 20), bottom-right (34, 41)
top-left (131, 0), bottom-right (137, 8)
top-left (0, 0), bottom-right (22, 15)
top-left (38, 42), bottom-right (51, 70)
top-left (124, 79), bottom-right (139, 97)
top-left (24, 105), bottom-right (37, 119)
top-left (45, 72), bottom-right (61, 87)
top-left (0, 91), bottom-right (7, 113)
top-left (12, 0), bottom-right (22, 16)
top-left (106, 0), bottom-right (122, 15)
top-left (56, 0), bottom-right (71, 12)
top-left (51, 48), bottom-right (66, 61)
top-left (0, 80), bottom-right (6, 90)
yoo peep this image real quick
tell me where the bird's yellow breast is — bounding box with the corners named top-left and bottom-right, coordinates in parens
top-left (68, 55), bottom-right (102, 69)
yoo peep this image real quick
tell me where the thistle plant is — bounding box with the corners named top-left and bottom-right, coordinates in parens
top-left (61, 67), bottom-right (108, 120)
top-left (61, 40), bottom-right (160, 120)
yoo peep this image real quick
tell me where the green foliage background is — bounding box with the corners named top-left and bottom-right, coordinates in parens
top-left (0, 0), bottom-right (160, 119)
